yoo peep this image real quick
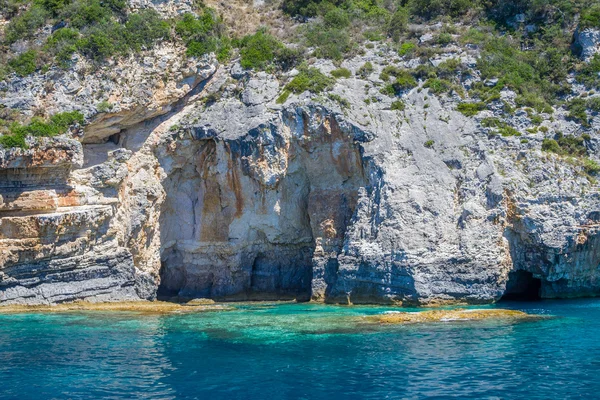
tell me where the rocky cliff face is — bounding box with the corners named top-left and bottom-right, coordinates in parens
top-left (2, 6), bottom-right (600, 306)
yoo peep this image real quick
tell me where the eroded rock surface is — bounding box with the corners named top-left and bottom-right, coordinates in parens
top-left (1, 42), bottom-right (600, 306)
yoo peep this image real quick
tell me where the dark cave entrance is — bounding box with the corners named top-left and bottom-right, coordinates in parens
top-left (500, 270), bottom-right (542, 301)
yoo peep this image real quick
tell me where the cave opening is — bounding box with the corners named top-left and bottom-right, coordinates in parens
top-left (500, 270), bottom-right (542, 301)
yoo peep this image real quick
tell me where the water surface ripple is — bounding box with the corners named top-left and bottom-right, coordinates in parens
top-left (1, 300), bottom-right (598, 399)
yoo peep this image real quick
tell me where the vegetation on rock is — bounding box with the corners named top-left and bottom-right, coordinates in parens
top-left (284, 66), bottom-right (335, 94)
top-left (0, 111), bottom-right (84, 149)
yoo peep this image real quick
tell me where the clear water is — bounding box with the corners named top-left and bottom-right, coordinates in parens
top-left (1, 299), bottom-right (599, 399)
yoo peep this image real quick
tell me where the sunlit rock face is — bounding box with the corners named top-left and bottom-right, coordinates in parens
top-left (1, 50), bottom-right (600, 305)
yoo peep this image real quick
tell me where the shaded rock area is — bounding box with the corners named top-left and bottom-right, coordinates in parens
top-left (157, 105), bottom-right (368, 301)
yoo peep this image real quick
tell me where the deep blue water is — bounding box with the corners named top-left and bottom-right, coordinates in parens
top-left (0, 299), bottom-right (599, 399)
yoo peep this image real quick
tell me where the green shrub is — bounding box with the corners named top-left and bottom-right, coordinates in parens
top-left (587, 97), bottom-right (600, 112)
top-left (498, 126), bottom-right (520, 137)
top-left (175, 10), bottom-right (227, 59)
top-left (460, 27), bottom-right (489, 45)
top-left (392, 70), bottom-right (417, 92)
top-left (542, 138), bottom-right (561, 153)
top-left (481, 117), bottom-right (502, 128)
top-left (412, 63), bottom-right (437, 80)
top-left (45, 28), bottom-right (80, 65)
top-left (282, 0), bottom-right (392, 60)
top-left (578, 54), bottom-right (600, 88)
top-left (284, 66), bottom-right (335, 94)
top-left (424, 139), bottom-right (434, 148)
top-left (380, 65), bottom-right (400, 82)
top-left (530, 114), bottom-right (543, 125)
top-left (398, 42), bottom-right (416, 56)
top-left (239, 29), bottom-right (285, 70)
top-left (391, 100), bottom-right (405, 110)
top-left (8, 50), bottom-right (38, 76)
top-left (0, 111), bottom-right (84, 149)
top-left (0, 132), bottom-right (27, 148)
top-left (216, 39), bottom-right (233, 63)
top-left (330, 67), bottom-right (351, 78)
top-left (581, 5), bottom-right (600, 29)
top-left (324, 8), bottom-right (349, 29)
top-left (276, 90), bottom-right (291, 104)
top-left (304, 24), bottom-right (351, 60)
top-left (424, 78), bottom-right (451, 94)
top-left (566, 97), bottom-right (589, 127)
top-left (124, 9), bottom-right (170, 51)
top-left (175, 12), bottom-right (216, 41)
top-left (409, 0), bottom-right (477, 19)
top-left (4, 5), bottom-right (48, 43)
top-left (437, 32), bottom-right (453, 46)
top-left (49, 110), bottom-right (85, 130)
top-left (457, 102), bottom-right (486, 116)
top-left (436, 58), bottom-right (462, 77)
top-left (477, 36), bottom-right (565, 109)
top-left (556, 133), bottom-right (588, 157)
top-left (0, 0), bottom-right (27, 19)
top-left (357, 61), bottom-right (374, 78)
top-left (328, 93), bottom-right (350, 108)
top-left (387, 7), bottom-right (408, 42)
top-left (542, 133), bottom-right (587, 157)
top-left (584, 158), bottom-right (600, 175)
top-left (282, 0), bottom-right (323, 17)
top-left (38, 0), bottom-right (78, 15)
top-left (379, 67), bottom-right (416, 93)
top-left (3, 0), bottom-right (211, 69)
top-left (63, 0), bottom-right (115, 29)
top-left (97, 101), bottom-right (113, 112)
top-left (363, 29), bottom-right (384, 41)
top-left (276, 46), bottom-right (304, 70)
top-left (77, 24), bottom-right (123, 61)
top-left (541, 132), bottom-right (599, 176)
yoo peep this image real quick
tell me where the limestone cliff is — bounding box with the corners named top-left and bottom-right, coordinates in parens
top-left (1, 2), bottom-right (600, 305)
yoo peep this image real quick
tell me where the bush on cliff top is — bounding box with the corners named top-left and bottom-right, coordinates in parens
top-left (277, 66), bottom-right (335, 103)
top-left (7, 50), bottom-right (38, 76)
top-left (457, 102), bottom-right (486, 116)
top-left (2, 0), bottom-right (174, 75)
top-left (283, 0), bottom-right (394, 60)
top-left (0, 111), bottom-right (84, 149)
top-left (175, 9), bottom-right (230, 60)
top-left (577, 55), bottom-right (600, 88)
top-left (542, 133), bottom-right (598, 176)
top-left (284, 66), bottom-right (335, 94)
top-left (542, 132), bottom-right (588, 157)
top-left (239, 29), bottom-right (284, 70)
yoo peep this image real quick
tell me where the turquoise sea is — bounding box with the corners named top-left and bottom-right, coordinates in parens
top-left (0, 299), bottom-right (599, 399)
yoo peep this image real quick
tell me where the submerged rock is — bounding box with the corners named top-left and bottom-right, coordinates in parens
top-left (0, 300), bottom-right (231, 314)
top-left (366, 309), bottom-right (543, 324)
